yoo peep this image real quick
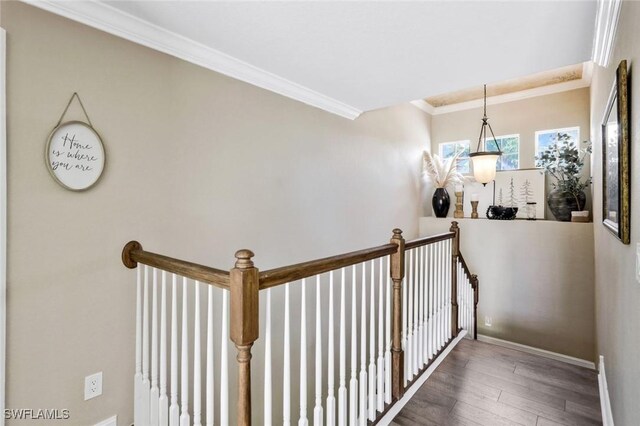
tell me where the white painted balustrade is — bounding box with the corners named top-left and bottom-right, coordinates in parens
top-left (127, 223), bottom-right (478, 426)
top-left (134, 266), bottom-right (231, 426)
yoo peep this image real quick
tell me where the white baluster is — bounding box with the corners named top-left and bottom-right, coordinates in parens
top-left (159, 271), bottom-right (169, 426)
top-left (427, 245), bottom-right (432, 360)
top-left (264, 289), bottom-right (272, 426)
top-left (401, 252), bottom-right (408, 387)
top-left (220, 290), bottom-right (229, 426)
top-left (406, 249), bottom-right (413, 381)
top-left (314, 276), bottom-right (323, 426)
top-left (326, 272), bottom-right (336, 426)
top-left (206, 286), bottom-right (215, 426)
top-left (151, 268), bottom-right (160, 426)
top-left (448, 242), bottom-right (452, 339)
top-left (418, 246), bottom-right (424, 370)
top-left (299, 279), bottom-right (309, 426)
top-left (180, 279), bottom-right (190, 426)
top-left (135, 267), bottom-right (143, 426)
top-left (414, 248), bottom-right (420, 374)
top-left (283, 284), bottom-right (291, 426)
top-left (143, 266), bottom-right (150, 426)
top-left (359, 263), bottom-right (367, 426)
top-left (349, 266), bottom-right (358, 426)
top-left (384, 257), bottom-right (392, 404)
top-left (169, 274), bottom-right (179, 426)
top-left (376, 258), bottom-right (384, 412)
top-left (338, 269), bottom-right (347, 426)
top-left (422, 246), bottom-right (428, 365)
top-left (193, 282), bottom-right (202, 426)
top-left (436, 243), bottom-right (441, 350)
top-left (368, 260), bottom-right (376, 421)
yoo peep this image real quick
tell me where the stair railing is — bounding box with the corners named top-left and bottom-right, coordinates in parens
top-left (122, 221), bottom-right (478, 426)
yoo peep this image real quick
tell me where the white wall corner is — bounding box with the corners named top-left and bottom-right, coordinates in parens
top-left (598, 356), bottom-right (615, 426)
top-left (592, 0), bottom-right (622, 68)
top-left (21, 0), bottom-right (362, 120)
top-left (94, 415), bottom-right (117, 426)
top-left (410, 99), bottom-right (435, 115)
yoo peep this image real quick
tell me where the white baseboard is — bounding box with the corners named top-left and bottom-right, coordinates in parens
top-left (477, 334), bottom-right (596, 370)
top-left (598, 356), bottom-right (614, 426)
top-left (377, 330), bottom-right (467, 425)
top-left (94, 415), bottom-right (117, 426)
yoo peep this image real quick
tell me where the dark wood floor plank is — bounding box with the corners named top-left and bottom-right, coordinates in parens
top-left (450, 401), bottom-right (525, 426)
top-left (393, 339), bottom-right (602, 426)
top-left (536, 417), bottom-right (567, 426)
top-left (498, 392), bottom-right (602, 426)
top-left (514, 365), bottom-right (599, 397)
top-left (427, 375), bottom-right (538, 425)
top-left (565, 400), bottom-right (602, 421)
top-left (439, 358), bottom-right (600, 407)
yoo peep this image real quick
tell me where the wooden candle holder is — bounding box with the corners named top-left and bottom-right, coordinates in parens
top-left (454, 191), bottom-right (464, 218)
top-left (471, 201), bottom-right (479, 219)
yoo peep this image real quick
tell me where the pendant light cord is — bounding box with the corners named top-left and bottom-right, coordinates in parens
top-left (475, 84), bottom-right (502, 154)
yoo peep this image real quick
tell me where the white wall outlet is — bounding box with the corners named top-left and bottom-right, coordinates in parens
top-left (84, 372), bottom-right (103, 400)
top-left (636, 243), bottom-right (640, 284)
top-left (484, 316), bottom-right (492, 327)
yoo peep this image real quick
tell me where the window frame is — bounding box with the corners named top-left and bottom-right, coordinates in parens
top-left (438, 140), bottom-right (471, 174)
top-left (534, 126), bottom-right (581, 160)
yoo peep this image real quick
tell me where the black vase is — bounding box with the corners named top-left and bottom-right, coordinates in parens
top-left (547, 189), bottom-right (587, 221)
top-left (432, 188), bottom-right (451, 218)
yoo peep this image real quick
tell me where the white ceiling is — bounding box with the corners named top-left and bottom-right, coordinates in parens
top-left (33, 1), bottom-right (598, 118)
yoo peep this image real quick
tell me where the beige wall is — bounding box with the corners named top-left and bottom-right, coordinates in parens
top-left (590, 1), bottom-right (640, 425)
top-left (2, 3), bottom-right (430, 424)
top-left (420, 217), bottom-right (595, 361)
top-left (430, 88), bottom-right (591, 219)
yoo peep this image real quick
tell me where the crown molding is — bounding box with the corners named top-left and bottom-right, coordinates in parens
top-left (592, 0), bottom-right (622, 67)
top-left (425, 67), bottom-right (592, 116)
top-left (410, 99), bottom-right (435, 115)
top-left (22, 0), bottom-right (362, 120)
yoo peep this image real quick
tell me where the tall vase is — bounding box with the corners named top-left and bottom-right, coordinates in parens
top-left (432, 188), bottom-right (450, 218)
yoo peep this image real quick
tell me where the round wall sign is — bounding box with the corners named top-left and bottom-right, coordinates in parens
top-left (46, 121), bottom-right (106, 191)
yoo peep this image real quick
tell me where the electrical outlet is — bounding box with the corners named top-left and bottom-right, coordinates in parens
top-left (636, 243), bottom-right (640, 284)
top-left (84, 372), bottom-right (103, 400)
top-left (484, 316), bottom-right (492, 327)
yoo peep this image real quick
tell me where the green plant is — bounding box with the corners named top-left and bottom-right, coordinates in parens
top-left (535, 133), bottom-right (592, 210)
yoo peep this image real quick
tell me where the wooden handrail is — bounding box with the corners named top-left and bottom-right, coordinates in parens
top-left (404, 231), bottom-right (455, 250)
top-left (258, 243), bottom-right (397, 290)
top-left (121, 241), bottom-right (231, 289)
top-left (458, 252), bottom-right (472, 278)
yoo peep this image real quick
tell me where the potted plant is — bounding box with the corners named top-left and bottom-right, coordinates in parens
top-left (535, 133), bottom-right (592, 222)
top-left (423, 151), bottom-right (464, 218)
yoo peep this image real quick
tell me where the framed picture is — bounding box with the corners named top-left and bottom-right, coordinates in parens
top-left (602, 60), bottom-right (630, 244)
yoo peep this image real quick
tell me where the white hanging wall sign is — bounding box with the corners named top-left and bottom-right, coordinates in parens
top-left (46, 93), bottom-right (106, 191)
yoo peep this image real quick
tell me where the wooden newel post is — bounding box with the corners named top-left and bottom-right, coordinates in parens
top-left (450, 221), bottom-right (459, 338)
top-left (390, 228), bottom-right (405, 400)
top-left (230, 249), bottom-right (260, 426)
top-left (471, 274), bottom-right (479, 340)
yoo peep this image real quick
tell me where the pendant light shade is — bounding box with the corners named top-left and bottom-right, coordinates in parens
top-left (471, 84), bottom-right (502, 185)
top-left (470, 152), bottom-right (500, 184)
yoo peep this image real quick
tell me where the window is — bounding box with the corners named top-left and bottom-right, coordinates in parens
top-left (535, 127), bottom-right (580, 159)
top-left (486, 134), bottom-right (520, 170)
top-left (439, 141), bottom-right (470, 173)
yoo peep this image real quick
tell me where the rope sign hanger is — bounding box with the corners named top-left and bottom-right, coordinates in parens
top-left (46, 92), bottom-right (106, 191)
top-left (55, 92), bottom-right (94, 128)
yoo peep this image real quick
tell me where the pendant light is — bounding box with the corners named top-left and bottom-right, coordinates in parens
top-left (469, 84), bottom-right (502, 185)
